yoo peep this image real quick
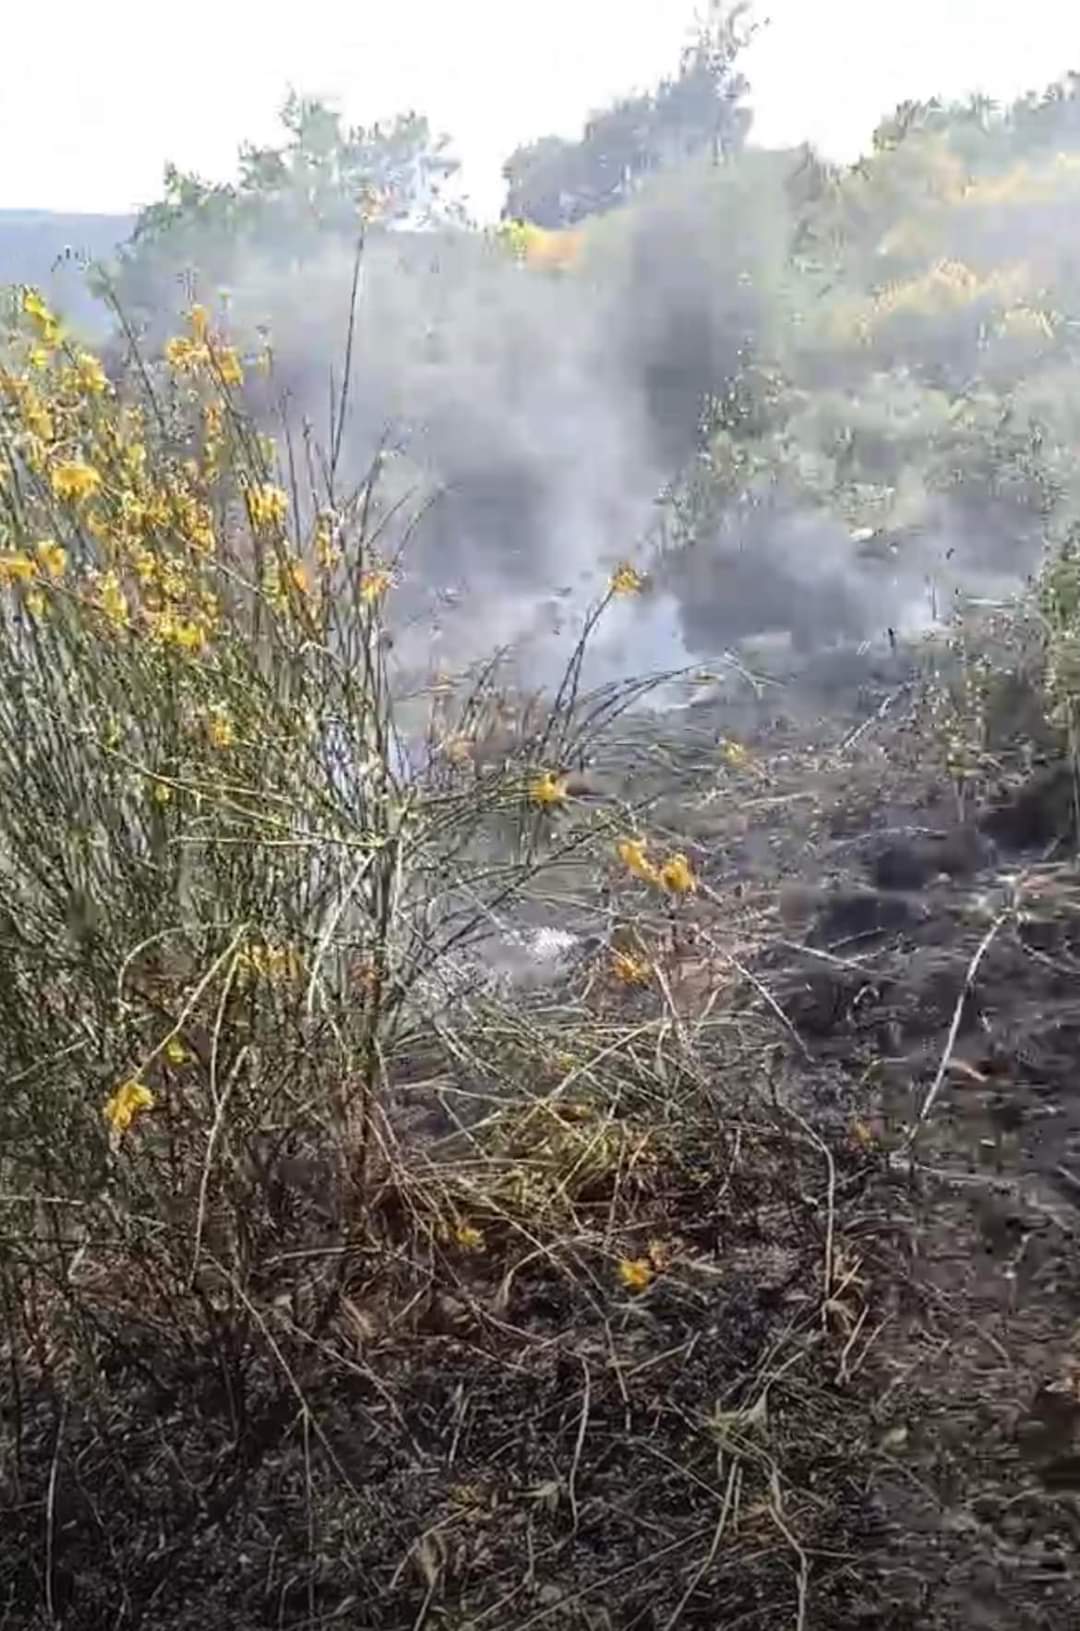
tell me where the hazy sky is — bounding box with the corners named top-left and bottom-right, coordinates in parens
top-left (1, 1), bottom-right (1077, 219)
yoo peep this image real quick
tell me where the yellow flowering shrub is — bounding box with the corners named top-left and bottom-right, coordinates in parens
top-left (103, 1079), bottom-right (154, 1135)
top-left (204, 705), bottom-right (236, 750)
top-left (164, 304), bottom-right (244, 388)
top-left (358, 566), bottom-right (392, 602)
top-left (617, 1257), bottom-right (654, 1293)
top-left (35, 540), bottom-right (67, 579)
top-left (245, 483), bottom-right (289, 532)
top-left (0, 552), bottom-right (34, 585)
top-left (616, 837), bottom-right (659, 884)
top-left (616, 838), bottom-right (697, 894)
top-left (529, 770), bottom-right (567, 807)
top-left (611, 949), bottom-right (652, 986)
top-left (94, 572), bottom-right (131, 630)
top-left (23, 287), bottom-right (62, 348)
top-left (264, 557), bottom-right (312, 614)
top-left (313, 513), bottom-right (340, 568)
top-left (215, 345), bottom-right (244, 388)
top-left (609, 562), bottom-right (644, 596)
top-left (658, 853), bottom-right (696, 895)
top-left (52, 460), bottom-right (102, 504)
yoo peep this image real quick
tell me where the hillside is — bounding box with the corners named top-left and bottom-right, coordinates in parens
top-left (4, 52), bottom-right (1080, 1631)
top-left (0, 209), bottom-right (131, 333)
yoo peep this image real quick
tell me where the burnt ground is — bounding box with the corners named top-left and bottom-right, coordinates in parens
top-left (688, 654), bottom-right (1080, 1630)
top-left (5, 642), bottom-right (1080, 1628)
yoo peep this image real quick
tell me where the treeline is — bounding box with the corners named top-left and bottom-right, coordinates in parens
top-left (103, 19), bottom-right (1080, 620)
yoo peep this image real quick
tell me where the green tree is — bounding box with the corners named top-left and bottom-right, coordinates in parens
top-left (502, 3), bottom-right (753, 227)
top-left (112, 94), bottom-right (459, 313)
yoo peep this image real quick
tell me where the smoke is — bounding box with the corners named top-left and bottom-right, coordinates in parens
top-left (124, 132), bottom-right (1071, 701)
top-left (211, 229), bottom-right (660, 688)
top-left (128, 155), bottom-right (796, 693)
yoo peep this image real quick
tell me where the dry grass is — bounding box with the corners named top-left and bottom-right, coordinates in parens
top-left (0, 277), bottom-right (907, 1629)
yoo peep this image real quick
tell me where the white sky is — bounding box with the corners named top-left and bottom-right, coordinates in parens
top-left (1, 1), bottom-right (1077, 220)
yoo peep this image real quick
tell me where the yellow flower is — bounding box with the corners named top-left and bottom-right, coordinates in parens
top-left (212, 344), bottom-right (244, 387)
top-left (284, 559), bottom-right (310, 596)
top-left (529, 770), bottom-right (567, 807)
top-left (24, 590), bottom-right (46, 618)
top-left (130, 548), bottom-right (156, 585)
top-left (188, 304), bottom-right (209, 343)
top-left (157, 558), bottom-right (188, 600)
top-left (96, 571), bottom-right (129, 630)
top-left (35, 539), bottom-right (66, 580)
top-left (164, 1037), bottom-right (188, 1066)
top-left (617, 1257), bottom-right (654, 1294)
top-left (659, 853), bottom-right (697, 894)
top-left (83, 508), bottom-right (112, 544)
top-left (52, 460), bottom-right (102, 504)
top-left (721, 739), bottom-right (748, 768)
top-left (616, 837), bottom-right (659, 884)
top-left (153, 613), bottom-right (208, 653)
top-left (245, 483), bottom-right (289, 531)
top-left (23, 288), bottom-right (61, 347)
top-left (204, 706), bottom-right (235, 749)
top-left (28, 345), bottom-right (50, 371)
top-left (454, 1223), bottom-right (486, 1252)
top-left (609, 562), bottom-right (645, 596)
top-left (121, 404), bottom-right (145, 439)
top-left (164, 335), bottom-right (207, 373)
top-left (23, 397), bottom-right (53, 442)
top-left (176, 494), bottom-right (215, 554)
top-left (850, 1118), bottom-right (876, 1151)
top-left (359, 567), bottom-right (393, 602)
top-left (73, 351), bottom-right (108, 395)
top-left (611, 950), bottom-right (652, 986)
top-left (150, 780), bottom-right (172, 806)
top-left (264, 558), bottom-right (309, 612)
top-left (0, 552), bottom-right (35, 585)
top-left (313, 514), bottom-right (340, 569)
top-left (103, 1079), bottom-right (154, 1135)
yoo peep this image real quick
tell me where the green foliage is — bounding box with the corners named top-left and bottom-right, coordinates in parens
top-left (502, 3), bottom-right (753, 226)
top-left (112, 93), bottom-right (459, 312)
top-left (647, 73), bottom-right (1080, 573)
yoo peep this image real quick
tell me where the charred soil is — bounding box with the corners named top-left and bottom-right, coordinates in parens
top-left (5, 654), bottom-right (1080, 1629)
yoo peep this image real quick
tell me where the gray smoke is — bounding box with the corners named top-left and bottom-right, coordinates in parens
top-left (131, 156), bottom-right (797, 689)
top-left (128, 141), bottom-right (1055, 696)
